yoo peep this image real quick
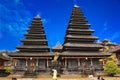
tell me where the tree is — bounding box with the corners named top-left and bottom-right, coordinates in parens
top-left (116, 68), bottom-right (120, 74)
top-left (104, 61), bottom-right (120, 76)
top-left (99, 54), bottom-right (116, 65)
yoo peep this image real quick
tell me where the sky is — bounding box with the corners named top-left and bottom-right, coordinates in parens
top-left (0, 0), bottom-right (120, 51)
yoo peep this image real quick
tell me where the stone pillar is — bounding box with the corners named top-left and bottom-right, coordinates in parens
top-left (77, 58), bottom-right (81, 73)
top-left (65, 58), bottom-right (67, 68)
top-left (15, 59), bottom-right (17, 67)
top-left (36, 58), bottom-right (39, 66)
top-left (11, 59), bottom-right (14, 69)
top-left (25, 58), bottom-right (28, 70)
top-left (46, 58), bottom-right (49, 68)
top-left (90, 58), bottom-right (93, 66)
top-left (63, 58), bottom-right (68, 74)
top-left (78, 58), bottom-right (80, 66)
top-left (26, 58), bottom-right (28, 66)
top-left (12, 59), bottom-right (16, 69)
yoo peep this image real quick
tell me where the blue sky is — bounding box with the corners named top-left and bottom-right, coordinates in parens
top-left (0, 0), bottom-right (120, 51)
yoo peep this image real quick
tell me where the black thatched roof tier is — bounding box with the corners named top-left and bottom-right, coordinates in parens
top-left (111, 46), bottom-right (120, 53)
top-left (31, 23), bottom-right (42, 25)
top-left (61, 51), bottom-right (111, 57)
top-left (70, 16), bottom-right (86, 20)
top-left (70, 21), bottom-right (89, 24)
top-left (67, 32), bottom-right (92, 35)
top-left (67, 29), bottom-right (94, 32)
top-left (69, 23), bottom-right (91, 26)
top-left (68, 24), bottom-right (90, 29)
top-left (17, 45), bottom-right (50, 49)
top-left (29, 26), bottom-right (43, 29)
top-left (27, 31), bottom-right (44, 34)
top-left (67, 29), bottom-right (94, 35)
top-left (64, 43), bottom-right (103, 48)
top-left (8, 52), bottom-right (54, 57)
top-left (27, 29), bottom-right (44, 32)
top-left (70, 20), bottom-right (88, 24)
top-left (31, 19), bottom-right (41, 22)
top-left (21, 39), bottom-right (47, 42)
top-left (0, 53), bottom-right (11, 61)
top-left (24, 34), bottom-right (46, 36)
top-left (65, 35), bottom-right (98, 39)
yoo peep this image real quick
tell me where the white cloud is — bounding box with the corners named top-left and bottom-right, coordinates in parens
top-left (103, 21), bottom-right (108, 31)
top-left (42, 18), bottom-right (47, 24)
top-left (110, 32), bottom-right (120, 41)
top-left (0, 0), bottom-right (32, 37)
top-left (99, 21), bottom-right (109, 38)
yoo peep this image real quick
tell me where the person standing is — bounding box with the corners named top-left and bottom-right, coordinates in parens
top-left (52, 69), bottom-right (57, 80)
top-left (97, 76), bottom-right (101, 80)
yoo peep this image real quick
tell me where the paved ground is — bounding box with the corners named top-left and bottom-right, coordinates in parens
top-left (0, 77), bottom-right (120, 80)
top-left (0, 75), bottom-right (120, 80)
top-left (15, 77), bottom-right (120, 80)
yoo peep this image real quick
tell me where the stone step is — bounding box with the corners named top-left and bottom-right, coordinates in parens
top-left (17, 78), bottom-right (33, 80)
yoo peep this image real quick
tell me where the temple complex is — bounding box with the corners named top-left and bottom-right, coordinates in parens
top-left (60, 5), bottom-right (111, 74)
top-left (2, 5), bottom-right (119, 76)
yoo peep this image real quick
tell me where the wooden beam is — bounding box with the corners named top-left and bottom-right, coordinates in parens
top-left (62, 56), bottom-right (107, 59)
top-left (12, 57), bottom-right (52, 59)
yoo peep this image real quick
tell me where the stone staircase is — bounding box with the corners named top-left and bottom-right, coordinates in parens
top-left (23, 71), bottom-right (36, 78)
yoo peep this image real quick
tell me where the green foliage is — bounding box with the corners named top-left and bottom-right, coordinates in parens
top-left (99, 54), bottom-right (116, 63)
top-left (4, 67), bottom-right (12, 73)
top-left (116, 68), bottom-right (120, 74)
top-left (99, 59), bottom-right (104, 62)
top-left (104, 61), bottom-right (119, 76)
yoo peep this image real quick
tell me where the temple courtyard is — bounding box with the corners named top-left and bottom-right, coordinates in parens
top-left (0, 75), bottom-right (120, 80)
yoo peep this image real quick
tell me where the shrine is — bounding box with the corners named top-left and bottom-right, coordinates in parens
top-left (60, 5), bottom-right (111, 74)
top-left (8, 15), bottom-right (54, 76)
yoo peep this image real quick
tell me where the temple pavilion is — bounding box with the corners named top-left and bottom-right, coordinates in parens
top-left (0, 53), bottom-right (11, 69)
top-left (60, 5), bottom-right (111, 74)
top-left (8, 15), bottom-right (54, 74)
top-left (52, 43), bottom-right (62, 53)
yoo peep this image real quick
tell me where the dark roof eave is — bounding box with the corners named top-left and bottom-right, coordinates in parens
top-left (7, 52), bottom-right (54, 57)
top-left (60, 51), bottom-right (111, 57)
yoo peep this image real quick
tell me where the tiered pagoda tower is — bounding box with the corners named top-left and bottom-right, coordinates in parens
top-left (61, 5), bottom-right (111, 74)
top-left (9, 15), bottom-right (53, 74)
top-left (16, 15), bottom-right (50, 53)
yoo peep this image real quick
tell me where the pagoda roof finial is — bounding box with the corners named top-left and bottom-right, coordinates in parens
top-left (74, 4), bottom-right (79, 8)
top-left (74, 0), bottom-right (79, 8)
top-left (35, 14), bottom-right (41, 18)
